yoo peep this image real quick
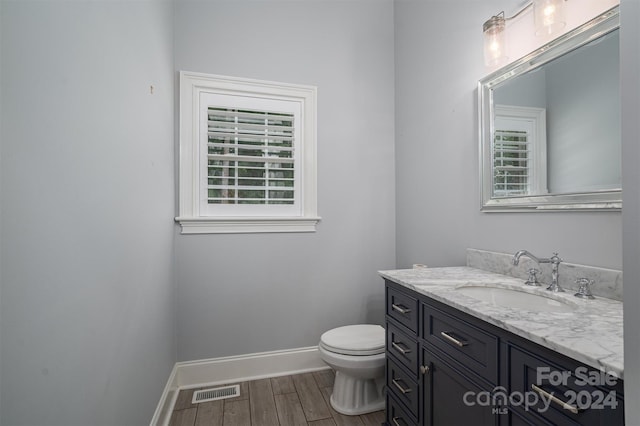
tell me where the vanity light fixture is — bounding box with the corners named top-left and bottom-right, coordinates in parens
top-left (483, 0), bottom-right (567, 67)
top-left (483, 13), bottom-right (508, 66)
top-left (534, 0), bottom-right (567, 36)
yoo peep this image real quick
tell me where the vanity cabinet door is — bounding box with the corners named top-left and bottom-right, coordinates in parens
top-left (501, 408), bottom-right (547, 426)
top-left (506, 343), bottom-right (624, 426)
top-left (422, 348), bottom-right (499, 426)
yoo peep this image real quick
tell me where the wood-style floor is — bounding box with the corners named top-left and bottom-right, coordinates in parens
top-left (169, 369), bottom-right (385, 426)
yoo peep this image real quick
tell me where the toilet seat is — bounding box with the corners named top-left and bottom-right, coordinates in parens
top-left (320, 324), bottom-right (385, 356)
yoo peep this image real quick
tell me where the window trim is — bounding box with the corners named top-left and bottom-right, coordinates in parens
top-left (176, 71), bottom-right (319, 234)
top-left (493, 104), bottom-right (548, 198)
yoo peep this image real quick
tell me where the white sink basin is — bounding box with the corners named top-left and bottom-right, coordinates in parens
top-left (455, 286), bottom-right (577, 313)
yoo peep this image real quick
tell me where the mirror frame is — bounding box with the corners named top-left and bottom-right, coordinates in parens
top-left (478, 6), bottom-right (620, 212)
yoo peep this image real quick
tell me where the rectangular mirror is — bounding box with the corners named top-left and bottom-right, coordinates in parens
top-left (478, 6), bottom-right (620, 212)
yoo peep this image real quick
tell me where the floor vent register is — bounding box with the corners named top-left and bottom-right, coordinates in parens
top-left (191, 384), bottom-right (240, 404)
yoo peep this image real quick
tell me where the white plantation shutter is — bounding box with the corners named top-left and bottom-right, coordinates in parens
top-left (493, 129), bottom-right (530, 196)
top-left (206, 107), bottom-right (296, 205)
top-left (492, 105), bottom-right (547, 199)
top-left (199, 92), bottom-right (303, 217)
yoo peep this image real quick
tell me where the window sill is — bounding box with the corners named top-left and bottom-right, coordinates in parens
top-left (175, 216), bottom-right (321, 234)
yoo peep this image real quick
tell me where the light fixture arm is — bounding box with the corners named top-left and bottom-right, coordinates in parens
top-left (505, 2), bottom-right (533, 22)
top-left (484, 2), bottom-right (532, 31)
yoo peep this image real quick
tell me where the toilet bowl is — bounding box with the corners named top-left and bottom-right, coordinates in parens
top-left (318, 324), bottom-right (386, 416)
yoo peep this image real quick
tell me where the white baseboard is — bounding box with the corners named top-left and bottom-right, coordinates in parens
top-left (150, 346), bottom-right (327, 426)
top-left (150, 364), bottom-right (179, 426)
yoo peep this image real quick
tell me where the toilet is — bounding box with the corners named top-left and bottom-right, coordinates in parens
top-left (318, 324), bottom-right (386, 415)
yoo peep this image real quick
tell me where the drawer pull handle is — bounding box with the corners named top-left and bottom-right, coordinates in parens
top-left (392, 378), bottom-right (412, 395)
top-left (531, 384), bottom-right (580, 414)
top-left (420, 365), bottom-right (430, 375)
top-left (392, 341), bottom-right (411, 355)
top-left (440, 331), bottom-right (468, 347)
top-left (392, 416), bottom-right (407, 426)
top-left (392, 303), bottom-right (411, 315)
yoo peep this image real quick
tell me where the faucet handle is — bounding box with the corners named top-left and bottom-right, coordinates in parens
top-left (525, 268), bottom-right (541, 286)
top-left (574, 278), bottom-right (595, 299)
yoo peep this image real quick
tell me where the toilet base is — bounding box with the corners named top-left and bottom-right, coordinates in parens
top-left (328, 371), bottom-right (385, 416)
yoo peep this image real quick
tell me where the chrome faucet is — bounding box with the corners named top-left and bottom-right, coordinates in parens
top-left (512, 250), bottom-right (564, 292)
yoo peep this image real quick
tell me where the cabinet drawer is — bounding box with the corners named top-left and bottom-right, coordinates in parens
top-left (422, 303), bottom-right (498, 384)
top-left (387, 393), bottom-right (417, 426)
top-left (387, 285), bottom-right (418, 333)
top-left (387, 322), bottom-right (419, 375)
top-left (508, 344), bottom-right (624, 425)
top-left (387, 357), bottom-right (419, 418)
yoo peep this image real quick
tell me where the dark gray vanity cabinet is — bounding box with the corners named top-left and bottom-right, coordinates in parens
top-left (384, 279), bottom-right (625, 426)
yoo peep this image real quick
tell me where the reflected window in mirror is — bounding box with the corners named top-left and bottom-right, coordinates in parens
top-left (493, 105), bottom-right (547, 198)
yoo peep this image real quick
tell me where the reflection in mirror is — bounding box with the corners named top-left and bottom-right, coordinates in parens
top-left (493, 30), bottom-right (619, 197)
top-left (479, 6), bottom-right (620, 211)
top-left (492, 104), bottom-right (547, 197)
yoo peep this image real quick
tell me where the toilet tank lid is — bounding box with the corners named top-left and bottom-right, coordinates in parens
top-left (320, 324), bottom-right (385, 354)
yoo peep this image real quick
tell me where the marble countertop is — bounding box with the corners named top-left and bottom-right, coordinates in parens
top-left (379, 266), bottom-right (624, 379)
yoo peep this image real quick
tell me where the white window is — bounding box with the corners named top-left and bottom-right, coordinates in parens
top-left (177, 72), bottom-right (319, 234)
top-left (493, 105), bottom-right (547, 198)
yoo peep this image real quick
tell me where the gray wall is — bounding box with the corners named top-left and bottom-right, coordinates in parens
top-left (493, 70), bottom-right (547, 107)
top-left (395, 0), bottom-right (493, 269)
top-left (621, 0), bottom-right (640, 420)
top-left (394, 0), bottom-right (622, 272)
top-left (546, 32), bottom-right (620, 193)
top-left (173, 0), bottom-right (396, 361)
top-left (0, 0), bottom-right (3, 418)
top-left (0, 1), bottom-right (176, 425)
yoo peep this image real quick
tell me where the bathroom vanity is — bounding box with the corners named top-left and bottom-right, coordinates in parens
top-left (381, 267), bottom-right (624, 426)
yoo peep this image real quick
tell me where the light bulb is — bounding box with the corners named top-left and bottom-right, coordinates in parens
top-left (534, 0), bottom-right (566, 36)
top-left (483, 16), bottom-right (507, 67)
